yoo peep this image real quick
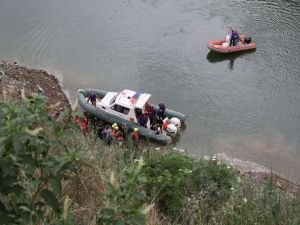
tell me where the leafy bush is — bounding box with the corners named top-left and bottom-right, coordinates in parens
top-left (97, 158), bottom-right (153, 225)
top-left (142, 151), bottom-right (193, 220)
top-left (187, 157), bottom-right (235, 223)
top-left (0, 96), bottom-right (84, 225)
top-left (142, 151), bottom-right (236, 223)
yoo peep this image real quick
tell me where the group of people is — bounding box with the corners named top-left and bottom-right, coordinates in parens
top-left (98, 123), bottom-right (125, 146)
top-left (136, 102), bottom-right (170, 135)
top-left (73, 113), bottom-right (141, 147)
top-left (97, 121), bottom-right (142, 147)
top-left (85, 92), bottom-right (171, 139)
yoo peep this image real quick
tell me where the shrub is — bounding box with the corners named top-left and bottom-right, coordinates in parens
top-left (0, 96), bottom-right (84, 225)
top-left (97, 158), bottom-right (153, 225)
top-left (142, 151), bottom-right (236, 223)
top-left (142, 151), bottom-right (194, 220)
top-left (187, 157), bottom-right (235, 223)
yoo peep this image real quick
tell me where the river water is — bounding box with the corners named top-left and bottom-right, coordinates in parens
top-left (0, 0), bottom-right (300, 182)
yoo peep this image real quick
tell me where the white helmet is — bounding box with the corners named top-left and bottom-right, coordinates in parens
top-left (166, 124), bottom-right (177, 137)
top-left (169, 117), bottom-right (181, 129)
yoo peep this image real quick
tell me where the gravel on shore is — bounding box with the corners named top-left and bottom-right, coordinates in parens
top-left (0, 61), bottom-right (70, 114)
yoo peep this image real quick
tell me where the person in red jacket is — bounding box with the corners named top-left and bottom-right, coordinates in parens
top-left (112, 126), bottom-right (124, 143)
top-left (131, 127), bottom-right (140, 143)
top-left (131, 127), bottom-right (141, 158)
top-left (81, 118), bottom-right (88, 136)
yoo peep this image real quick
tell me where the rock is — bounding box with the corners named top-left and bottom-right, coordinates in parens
top-left (276, 181), bottom-right (282, 188)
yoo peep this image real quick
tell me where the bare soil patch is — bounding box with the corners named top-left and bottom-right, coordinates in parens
top-left (0, 61), bottom-right (70, 113)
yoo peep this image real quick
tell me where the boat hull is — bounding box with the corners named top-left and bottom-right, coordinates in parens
top-left (207, 37), bottom-right (256, 53)
top-left (77, 88), bottom-right (186, 145)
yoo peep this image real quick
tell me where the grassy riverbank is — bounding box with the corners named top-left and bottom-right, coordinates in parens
top-left (1, 94), bottom-right (299, 225)
top-left (0, 63), bottom-right (300, 224)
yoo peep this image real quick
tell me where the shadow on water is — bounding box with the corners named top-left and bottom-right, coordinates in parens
top-left (206, 49), bottom-right (256, 70)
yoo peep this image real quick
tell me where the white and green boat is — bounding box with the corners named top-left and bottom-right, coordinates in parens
top-left (77, 88), bottom-right (186, 145)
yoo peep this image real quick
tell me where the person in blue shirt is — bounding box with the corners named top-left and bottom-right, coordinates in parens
top-left (230, 30), bottom-right (239, 47)
top-left (87, 93), bottom-right (98, 106)
top-left (138, 112), bottom-right (149, 128)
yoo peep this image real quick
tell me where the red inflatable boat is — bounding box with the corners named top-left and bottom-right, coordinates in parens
top-left (208, 34), bottom-right (256, 53)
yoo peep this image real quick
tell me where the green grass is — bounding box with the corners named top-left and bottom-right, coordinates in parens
top-left (1, 95), bottom-right (299, 225)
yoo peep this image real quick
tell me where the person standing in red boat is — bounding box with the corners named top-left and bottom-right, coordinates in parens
top-left (230, 30), bottom-right (239, 46)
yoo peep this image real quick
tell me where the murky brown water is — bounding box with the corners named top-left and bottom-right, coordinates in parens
top-left (0, 0), bottom-right (299, 182)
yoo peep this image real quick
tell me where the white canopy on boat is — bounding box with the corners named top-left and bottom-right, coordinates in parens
top-left (116, 89), bottom-right (151, 109)
top-left (135, 93), bottom-right (151, 109)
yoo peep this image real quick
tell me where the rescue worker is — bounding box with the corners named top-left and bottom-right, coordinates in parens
top-left (145, 102), bottom-right (154, 114)
top-left (131, 127), bottom-right (140, 142)
top-left (102, 125), bottom-right (112, 146)
top-left (162, 117), bottom-right (170, 134)
top-left (101, 125), bottom-right (109, 140)
top-left (73, 115), bottom-right (80, 126)
top-left (104, 126), bottom-right (112, 146)
top-left (138, 112), bottom-right (149, 128)
top-left (111, 124), bottom-right (118, 138)
top-left (157, 102), bottom-right (166, 120)
top-left (112, 123), bottom-right (117, 130)
top-left (87, 92), bottom-right (97, 107)
top-left (150, 115), bottom-right (161, 134)
top-left (81, 118), bottom-right (88, 136)
top-left (112, 126), bottom-right (124, 143)
top-left (131, 127), bottom-right (140, 158)
top-left (230, 30), bottom-right (239, 47)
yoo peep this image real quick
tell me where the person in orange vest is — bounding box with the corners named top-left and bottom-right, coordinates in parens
top-left (81, 118), bottom-right (88, 136)
top-left (73, 115), bottom-right (80, 126)
top-left (131, 127), bottom-right (140, 143)
top-left (163, 117), bottom-right (169, 131)
top-left (131, 127), bottom-right (140, 157)
top-left (112, 126), bottom-right (123, 143)
top-left (111, 124), bottom-right (118, 138)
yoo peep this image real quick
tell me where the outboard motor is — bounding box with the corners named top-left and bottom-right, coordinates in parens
top-left (244, 37), bottom-right (251, 44)
top-left (169, 117), bottom-right (181, 129)
top-left (166, 124), bottom-right (178, 137)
